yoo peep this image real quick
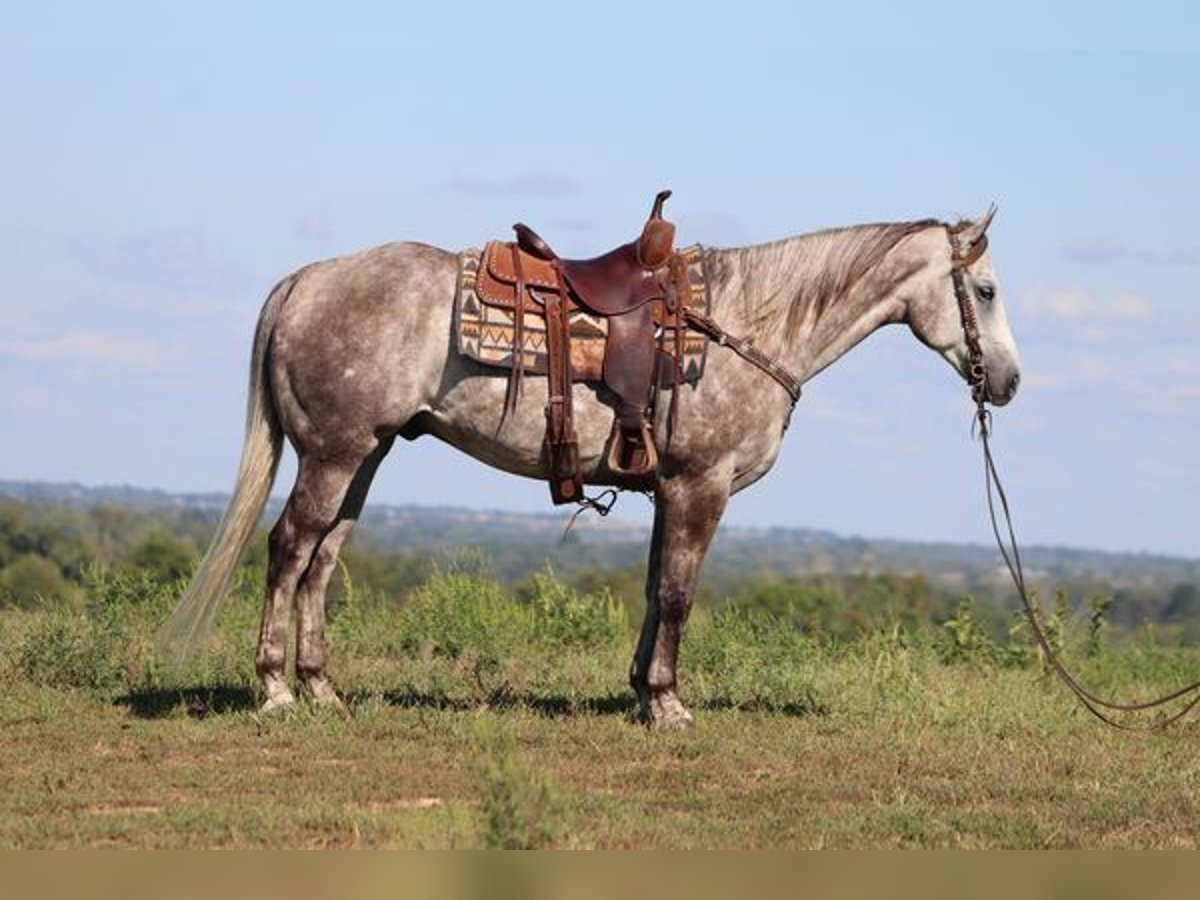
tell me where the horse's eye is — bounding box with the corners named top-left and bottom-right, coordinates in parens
top-left (976, 283), bottom-right (996, 303)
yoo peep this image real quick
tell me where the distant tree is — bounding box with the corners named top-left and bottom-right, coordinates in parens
top-left (725, 577), bottom-right (841, 634)
top-left (567, 564), bottom-right (648, 617)
top-left (0, 554), bottom-right (72, 607)
top-left (0, 504), bottom-right (25, 568)
top-left (333, 547), bottom-right (433, 603)
top-left (1165, 583), bottom-right (1200, 622)
top-left (91, 505), bottom-right (135, 562)
top-left (124, 532), bottom-right (196, 581)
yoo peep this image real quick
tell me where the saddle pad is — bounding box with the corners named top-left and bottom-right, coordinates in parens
top-left (455, 244), bottom-right (711, 384)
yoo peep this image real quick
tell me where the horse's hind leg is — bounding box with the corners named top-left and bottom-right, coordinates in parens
top-left (256, 444), bottom-right (386, 711)
top-left (294, 438), bottom-right (393, 705)
top-left (630, 467), bottom-right (731, 729)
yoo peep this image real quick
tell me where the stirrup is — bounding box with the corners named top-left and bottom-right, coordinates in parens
top-left (606, 420), bottom-right (658, 477)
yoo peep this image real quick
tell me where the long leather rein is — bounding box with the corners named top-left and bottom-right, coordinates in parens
top-left (682, 307), bottom-right (803, 406)
top-left (949, 223), bottom-right (1200, 729)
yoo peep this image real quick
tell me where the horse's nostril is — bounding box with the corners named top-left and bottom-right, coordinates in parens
top-left (1009, 373), bottom-right (1021, 395)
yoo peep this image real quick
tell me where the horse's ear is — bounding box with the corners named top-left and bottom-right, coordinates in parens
top-left (958, 204), bottom-right (998, 247)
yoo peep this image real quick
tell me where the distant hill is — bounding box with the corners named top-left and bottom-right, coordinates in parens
top-left (3, 478), bottom-right (1195, 589)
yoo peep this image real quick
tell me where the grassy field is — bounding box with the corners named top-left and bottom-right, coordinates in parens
top-left (0, 564), bottom-right (1197, 848)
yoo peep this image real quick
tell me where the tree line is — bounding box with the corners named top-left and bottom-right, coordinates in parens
top-left (1, 499), bottom-right (1197, 644)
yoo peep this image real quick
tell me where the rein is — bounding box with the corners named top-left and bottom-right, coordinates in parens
top-left (949, 224), bottom-right (1200, 729)
top-left (683, 307), bottom-right (803, 406)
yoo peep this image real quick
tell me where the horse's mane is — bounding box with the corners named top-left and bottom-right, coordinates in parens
top-left (708, 219), bottom-right (942, 342)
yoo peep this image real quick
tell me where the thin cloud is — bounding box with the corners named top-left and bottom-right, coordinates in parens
top-left (433, 173), bottom-right (580, 198)
top-left (1160, 357), bottom-right (1200, 378)
top-left (0, 305), bottom-right (39, 332)
top-left (1, 331), bottom-right (169, 370)
top-left (1061, 237), bottom-right (1200, 267)
top-left (1108, 294), bottom-right (1153, 319)
top-left (1060, 237), bottom-right (1127, 264)
top-left (544, 217), bottom-right (596, 233)
top-left (64, 230), bottom-right (253, 294)
top-left (1021, 286), bottom-right (1153, 323)
top-left (1021, 286), bottom-right (1091, 319)
top-left (294, 210), bottom-right (334, 242)
top-left (1134, 457), bottom-right (1200, 493)
top-left (1022, 354), bottom-right (1114, 391)
top-left (676, 211), bottom-right (751, 247)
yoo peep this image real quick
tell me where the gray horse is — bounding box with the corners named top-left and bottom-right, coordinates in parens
top-left (162, 206), bottom-right (1020, 728)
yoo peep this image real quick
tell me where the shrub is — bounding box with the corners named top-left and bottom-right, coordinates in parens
top-left (123, 531), bottom-right (197, 582)
top-left (397, 567), bottom-right (526, 663)
top-left (472, 727), bottom-right (564, 849)
top-left (0, 554), bottom-right (75, 608)
top-left (12, 567), bottom-right (173, 689)
top-left (521, 569), bottom-right (627, 651)
top-left (1086, 595), bottom-right (1114, 657)
top-left (684, 605), bottom-right (822, 712)
top-left (6, 565), bottom-right (259, 693)
top-left (939, 599), bottom-right (998, 666)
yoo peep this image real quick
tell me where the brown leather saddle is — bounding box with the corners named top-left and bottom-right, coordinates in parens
top-left (475, 190), bottom-right (692, 505)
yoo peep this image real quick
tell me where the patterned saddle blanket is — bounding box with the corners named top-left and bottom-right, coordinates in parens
top-left (454, 244), bottom-right (711, 383)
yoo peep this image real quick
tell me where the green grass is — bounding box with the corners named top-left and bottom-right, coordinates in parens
top-left (0, 565), bottom-right (1196, 848)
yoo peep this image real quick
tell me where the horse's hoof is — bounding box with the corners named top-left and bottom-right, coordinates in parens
top-left (259, 677), bottom-right (297, 713)
top-left (651, 713), bottom-right (694, 731)
top-left (645, 691), bottom-right (695, 730)
top-left (303, 678), bottom-right (344, 709)
top-left (259, 692), bottom-right (297, 714)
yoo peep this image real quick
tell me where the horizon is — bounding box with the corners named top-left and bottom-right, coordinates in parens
top-left (1, 4), bottom-right (1197, 557)
top-left (4, 475), bottom-right (1196, 564)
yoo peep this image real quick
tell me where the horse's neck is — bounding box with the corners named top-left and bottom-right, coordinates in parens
top-left (708, 226), bottom-right (930, 383)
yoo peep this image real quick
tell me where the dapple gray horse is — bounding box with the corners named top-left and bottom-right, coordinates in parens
top-left (162, 207), bottom-right (1020, 728)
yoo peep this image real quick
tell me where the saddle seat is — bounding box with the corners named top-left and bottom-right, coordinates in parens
top-left (474, 190), bottom-right (691, 505)
top-left (512, 194), bottom-right (676, 316)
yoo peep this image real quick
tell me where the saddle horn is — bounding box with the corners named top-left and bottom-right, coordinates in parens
top-left (639, 189), bottom-right (675, 267)
top-left (649, 189), bottom-right (672, 220)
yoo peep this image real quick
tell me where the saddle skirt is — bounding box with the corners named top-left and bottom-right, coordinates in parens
top-left (455, 243), bottom-right (711, 384)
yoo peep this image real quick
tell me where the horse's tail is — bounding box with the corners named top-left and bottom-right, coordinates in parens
top-left (158, 277), bottom-right (291, 662)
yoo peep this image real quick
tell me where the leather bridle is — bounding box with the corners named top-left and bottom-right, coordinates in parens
top-left (946, 223), bottom-right (990, 401)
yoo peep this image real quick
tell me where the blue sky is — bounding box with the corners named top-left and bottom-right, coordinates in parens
top-left (1, 3), bottom-right (1197, 555)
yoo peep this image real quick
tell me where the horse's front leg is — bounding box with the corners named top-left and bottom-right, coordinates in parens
top-left (631, 466), bottom-right (731, 729)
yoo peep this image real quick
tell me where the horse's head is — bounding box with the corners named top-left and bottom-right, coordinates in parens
top-left (905, 208), bottom-right (1022, 406)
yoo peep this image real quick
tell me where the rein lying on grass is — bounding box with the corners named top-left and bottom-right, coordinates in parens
top-left (975, 404), bottom-right (1200, 730)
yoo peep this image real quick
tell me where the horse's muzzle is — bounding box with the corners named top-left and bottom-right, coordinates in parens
top-left (986, 371), bottom-right (1021, 407)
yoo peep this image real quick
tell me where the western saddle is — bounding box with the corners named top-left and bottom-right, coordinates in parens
top-left (475, 190), bottom-right (693, 505)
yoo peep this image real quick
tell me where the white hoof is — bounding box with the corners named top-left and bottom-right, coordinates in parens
top-left (646, 691), bottom-right (695, 730)
top-left (259, 677), bottom-right (297, 713)
top-left (303, 678), bottom-right (344, 708)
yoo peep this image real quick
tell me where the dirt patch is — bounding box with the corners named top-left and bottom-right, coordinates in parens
top-left (359, 797), bottom-right (445, 813)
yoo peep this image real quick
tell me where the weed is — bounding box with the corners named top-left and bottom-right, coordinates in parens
top-left (939, 599), bottom-right (998, 666)
top-left (11, 567), bottom-right (175, 690)
top-left (1086, 595), bottom-right (1114, 657)
top-left (684, 606), bottom-right (823, 713)
top-left (471, 725), bottom-right (564, 849)
top-left (397, 566), bottom-right (526, 664)
top-left (1042, 587), bottom-right (1071, 660)
top-left (522, 568), bottom-right (627, 651)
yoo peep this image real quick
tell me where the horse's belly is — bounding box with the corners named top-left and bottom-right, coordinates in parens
top-left (426, 373), bottom-right (616, 481)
